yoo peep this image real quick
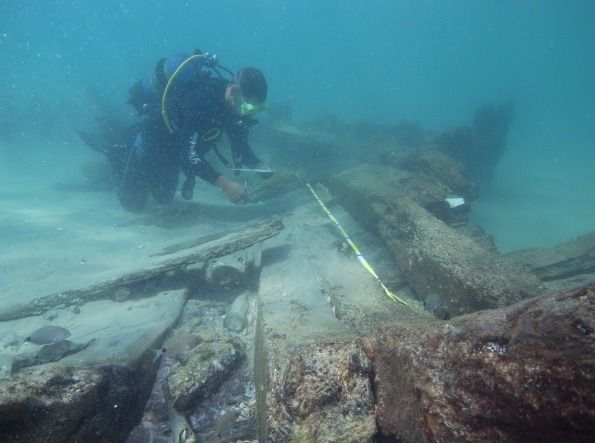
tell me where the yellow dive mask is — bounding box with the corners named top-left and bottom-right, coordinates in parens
top-left (239, 100), bottom-right (264, 116)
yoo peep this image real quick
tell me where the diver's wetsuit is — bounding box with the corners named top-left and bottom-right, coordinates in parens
top-left (119, 76), bottom-right (261, 212)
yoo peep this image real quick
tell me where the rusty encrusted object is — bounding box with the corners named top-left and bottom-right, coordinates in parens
top-left (373, 282), bottom-right (595, 443)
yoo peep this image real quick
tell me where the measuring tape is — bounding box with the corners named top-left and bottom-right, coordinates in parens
top-left (306, 183), bottom-right (409, 307)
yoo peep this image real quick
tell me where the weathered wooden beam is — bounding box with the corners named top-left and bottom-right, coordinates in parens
top-left (329, 164), bottom-right (543, 316)
top-left (0, 217), bottom-right (283, 322)
top-left (506, 231), bottom-right (595, 284)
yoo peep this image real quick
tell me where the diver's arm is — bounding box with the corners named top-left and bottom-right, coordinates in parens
top-left (177, 94), bottom-right (246, 202)
top-left (178, 90), bottom-right (222, 184)
top-left (228, 119), bottom-right (260, 169)
top-left (179, 131), bottom-right (221, 183)
top-left (178, 129), bottom-right (247, 203)
top-left (178, 90), bottom-right (248, 202)
top-left (228, 119), bottom-right (273, 179)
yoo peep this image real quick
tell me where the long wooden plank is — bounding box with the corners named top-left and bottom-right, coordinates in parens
top-left (0, 217), bottom-right (283, 322)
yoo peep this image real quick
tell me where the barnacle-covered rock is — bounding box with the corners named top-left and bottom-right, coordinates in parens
top-left (373, 282), bottom-right (595, 443)
top-left (262, 340), bottom-right (376, 443)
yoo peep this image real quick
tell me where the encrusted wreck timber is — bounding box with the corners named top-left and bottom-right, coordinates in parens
top-left (329, 163), bottom-right (467, 224)
top-left (379, 147), bottom-right (479, 202)
top-left (329, 166), bottom-right (543, 316)
top-left (374, 197), bottom-right (543, 315)
top-left (506, 231), bottom-right (595, 291)
top-left (372, 282), bottom-right (595, 443)
top-left (167, 335), bottom-right (244, 411)
top-left (259, 340), bottom-right (377, 443)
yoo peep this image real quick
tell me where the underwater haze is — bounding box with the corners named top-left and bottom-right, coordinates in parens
top-left (1, 2), bottom-right (595, 441)
top-left (1, 0), bottom-right (595, 251)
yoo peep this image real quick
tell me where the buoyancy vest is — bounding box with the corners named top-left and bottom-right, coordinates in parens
top-left (128, 52), bottom-right (213, 127)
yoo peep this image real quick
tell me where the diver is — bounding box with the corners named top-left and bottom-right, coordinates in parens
top-left (91, 49), bottom-right (271, 212)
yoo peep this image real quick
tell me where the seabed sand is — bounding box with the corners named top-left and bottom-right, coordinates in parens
top-left (0, 139), bottom-right (308, 332)
top-left (1, 133), bottom-right (594, 440)
top-left (2, 136), bottom-right (594, 316)
top-left (471, 141), bottom-right (595, 253)
top-left (0, 174), bottom-right (204, 313)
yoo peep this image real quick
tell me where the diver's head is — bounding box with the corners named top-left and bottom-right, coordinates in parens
top-left (225, 67), bottom-right (267, 116)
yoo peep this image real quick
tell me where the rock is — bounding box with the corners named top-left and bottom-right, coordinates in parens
top-left (372, 282), bottom-right (595, 443)
top-left (260, 341), bottom-right (376, 443)
top-left (0, 366), bottom-right (143, 443)
top-left (0, 290), bottom-right (187, 441)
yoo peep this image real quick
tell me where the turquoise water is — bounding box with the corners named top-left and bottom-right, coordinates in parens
top-left (0, 3), bottom-right (594, 440)
top-left (1, 0), bottom-right (594, 251)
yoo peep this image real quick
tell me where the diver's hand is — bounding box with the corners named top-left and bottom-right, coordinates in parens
top-left (215, 176), bottom-right (247, 204)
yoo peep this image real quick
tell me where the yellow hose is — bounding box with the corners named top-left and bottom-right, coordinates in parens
top-left (306, 183), bottom-right (410, 307)
top-left (161, 54), bottom-right (209, 133)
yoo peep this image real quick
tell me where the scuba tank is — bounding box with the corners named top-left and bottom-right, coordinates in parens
top-left (127, 49), bottom-right (234, 132)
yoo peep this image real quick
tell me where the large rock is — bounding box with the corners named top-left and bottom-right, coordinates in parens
top-left (261, 340), bottom-right (376, 443)
top-left (0, 366), bottom-right (144, 443)
top-left (0, 290), bottom-right (187, 442)
top-left (372, 282), bottom-right (595, 443)
top-left (330, 165), bottom-right (543, 316)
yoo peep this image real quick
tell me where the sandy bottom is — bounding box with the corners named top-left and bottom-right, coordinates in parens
top-left (0, 159), bottom-right (285, 317)
top-left (471, 142), bottom-right (595, 253)
top-left (2, 135), bottom-right (593, 320)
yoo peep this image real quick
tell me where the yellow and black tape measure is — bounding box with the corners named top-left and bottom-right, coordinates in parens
top-left (306, 183), bottom-right (409, 307)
